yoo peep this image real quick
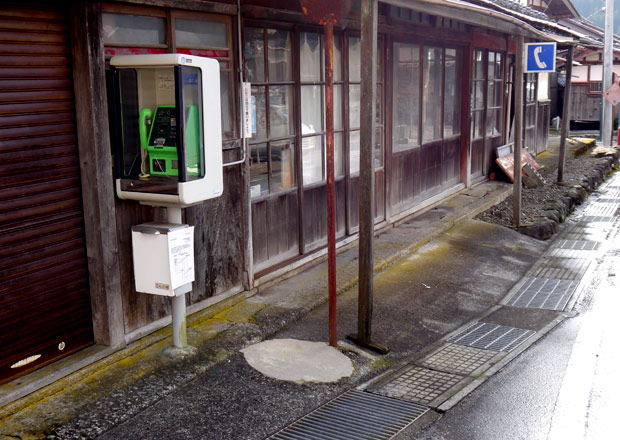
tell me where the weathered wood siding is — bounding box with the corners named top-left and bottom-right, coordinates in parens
top-left (570, 84), bottom-right (600, 121)
top-left (115, 167), bottom-right (245, 334)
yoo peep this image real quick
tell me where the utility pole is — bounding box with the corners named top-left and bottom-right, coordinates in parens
top-left (513, 36), bottom-right (524, 228)
top-left (602, 0), bottom-right (614, 146)
top-left (558, 45), bottom-right (574, 183)
top-left (347, 0), bottom-right (388, 354)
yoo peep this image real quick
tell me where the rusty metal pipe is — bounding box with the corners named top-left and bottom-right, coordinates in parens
top-left (325, 22), bottom-right (337, 348)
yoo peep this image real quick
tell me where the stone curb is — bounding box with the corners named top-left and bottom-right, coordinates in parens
top-left (517, 151), bottom-right (620, 240)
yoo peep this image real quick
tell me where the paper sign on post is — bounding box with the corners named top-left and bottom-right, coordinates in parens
top-left (242, 82), bottom-right (252, 139)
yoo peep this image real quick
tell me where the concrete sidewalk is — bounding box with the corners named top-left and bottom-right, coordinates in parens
top-left (1, 180), bottom-right (518, 439)
top-left (2, 137), bottom-right (618, 439)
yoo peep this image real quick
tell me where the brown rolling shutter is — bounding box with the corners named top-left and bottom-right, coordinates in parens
top-left (0, 4), bottom-right (93, 384)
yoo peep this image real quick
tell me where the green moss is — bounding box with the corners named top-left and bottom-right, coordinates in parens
top-left (369, 357), bottom-right (394, 370)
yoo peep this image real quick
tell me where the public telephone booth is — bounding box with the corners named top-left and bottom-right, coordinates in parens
top-left (110, 54), bottom-right (223, 207)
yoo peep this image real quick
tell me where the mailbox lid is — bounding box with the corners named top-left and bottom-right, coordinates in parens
top-left (131, 222), bottom-right (189, 235)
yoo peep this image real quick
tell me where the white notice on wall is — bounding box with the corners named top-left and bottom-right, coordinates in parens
top-left (168, 226), bottom-right (195, 289)
top-left (242, 82), bottom-right (253, 139)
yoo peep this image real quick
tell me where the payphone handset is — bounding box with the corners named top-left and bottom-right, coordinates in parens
top-left (111, 54), bottom-right (223, 207)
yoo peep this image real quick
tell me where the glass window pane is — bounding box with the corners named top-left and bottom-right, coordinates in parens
top-left (495, 80), bottom-right (503, 107)
top-left (251, 86), bottom-right (267, 140)
top-left (301, 85), bottom-right (323, 134)
top-left (486, 108), bottom-right (495, 136)
top-left (349, 130), bottom-right (360, 174)
top-left (220, 71), bottom-right (232, 136)
top-left (392, 42), bottom-right (419, 152)
top-left (349, 37), bottom-right (361, 82)
top-left (117, 69), bottom-right (140, 178)
top-left (487, 81), bottom-right (495, 107)
top-left (495, 54), bottom-right (503, 79)
top-left (333, 35), bottom-right (342, 82)
top-left (302, 135), bottom-right (323, 185)
top-left (474, 50), bottom-right (484, 79)
top-left (475, 81), bottom-right (484, 109)
top-left (300, 32), bottom-right (322, 82)
top-left (444, 48), bottom-right (461, 137)
top-left (475, 111), bottom-right (484, 139)
top-left (422, 46), bottom-right (443, 143)
top-left (268, 29), bottom-right (292, 82)
top-left (103, 14), bottom-right (166, 46)
top-left (349, 84), bottom-right (361, 129)
top-left (375, 127), bottom-right (383, 168)
top-left (175, 19), bottom-right (227, 48)
top-left (269, 85), bottom-right (294, 138)
top-left (334, 84), bottom-right (343, 130)
top-left (272, 140), bottom-right (295, 191)
top-left (334, 132), bottom-right (344, 177)
top-left (182, 67), bottom-right (205, 181)
top-left (488, 51), bottom-right (495, 80)
top-left (244, 28), bottom-right (265, 83)
top-left (250, 143), bottom-right (268, 197)
top-left (494, 108), bottom-right (502, 135)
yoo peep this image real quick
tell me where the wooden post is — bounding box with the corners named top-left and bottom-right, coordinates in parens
top-left (513, 36), bottom-right (524, 228)
top-left (69, 2), bottom-right (125, 347)
top-left (603, 0), bottom-right (614, 146)
top-left (558, 45), bottom-right (573, 183)
top-left (348, 0), bottom-right (388, 354)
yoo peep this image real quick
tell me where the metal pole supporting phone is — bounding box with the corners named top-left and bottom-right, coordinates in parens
top-left (167, 206), bottom-right (188, 349)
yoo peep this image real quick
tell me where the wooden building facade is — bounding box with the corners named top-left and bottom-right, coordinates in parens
top-left (0, 0), bottom-right (573, 387)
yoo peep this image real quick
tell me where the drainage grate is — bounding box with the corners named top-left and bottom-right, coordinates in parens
top-left (581, 215), bottom-right (615, 223)
top-left (507, 277), bottom-right (578, 311)
top-left (531, 255), bottom-right (591, 280)
top-left (593, 198), bottom-right (620, 203)
top-left (369, 366), bottom-right (462, 406)
top-left (448, 322), bottom-right (535, 352)
top-left (585, 203), bottom-right (618, 216)
top-left (268, 390), bottom-right (428, 440)
top-left (418, 343), bottom-right (499, 376)
top-left (556, 239), bottom-right (600, 251)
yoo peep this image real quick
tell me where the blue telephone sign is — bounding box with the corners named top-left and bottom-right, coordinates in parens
top-left (525, 42), bottom-right (556, 73)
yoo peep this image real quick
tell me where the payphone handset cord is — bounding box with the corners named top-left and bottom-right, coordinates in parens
top-left (139, 108), bottom-right (153, 179)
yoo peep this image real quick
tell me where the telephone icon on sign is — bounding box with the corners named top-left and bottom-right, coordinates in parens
top-left (534, 46), bottom-right (547, 69)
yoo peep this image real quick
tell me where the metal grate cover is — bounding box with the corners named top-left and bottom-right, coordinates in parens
top-left (418, 343), bottom-right (499, 376)
top-left (556, 239), bottom-right (600, 251)
top-left (269, 391), bottom-right (428, 440)
top-left (369, 366), bottom-right (462, 406)
top-left (507, 277), bottom-right (578, 311)
top-left (448, 322), bottom-right (535, 352)
top-left (531, 254), bottom-right (591, 280)
top-left (580, 216), bottom-right (614, 223)
top-left (593, 198), bottom-right (620, 203)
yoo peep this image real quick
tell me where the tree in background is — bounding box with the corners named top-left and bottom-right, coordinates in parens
top-left (572, 0), bottom-right (620, 35)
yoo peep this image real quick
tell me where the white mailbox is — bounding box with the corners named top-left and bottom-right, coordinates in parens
top-left (131, 223), bottom-right (195, 296)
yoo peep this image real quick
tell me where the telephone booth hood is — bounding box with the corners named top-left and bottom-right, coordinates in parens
top-left (110, 54), bottom-right (223, 207)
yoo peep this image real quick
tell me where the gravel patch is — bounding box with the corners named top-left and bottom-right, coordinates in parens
top-left (475, 137), bottom-right (619, 236)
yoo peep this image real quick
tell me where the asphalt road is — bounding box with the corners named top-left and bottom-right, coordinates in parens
top-left (404, 188), bottom-right (620, 440)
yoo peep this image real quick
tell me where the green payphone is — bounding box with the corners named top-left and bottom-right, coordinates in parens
top-left (139, 105), bottom-right (200, 177)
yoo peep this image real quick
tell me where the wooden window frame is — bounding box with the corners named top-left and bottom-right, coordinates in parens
top-left (245, 25), bottom-right (297, 200)
top-left (102, 3), bottom-right (240, 149)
